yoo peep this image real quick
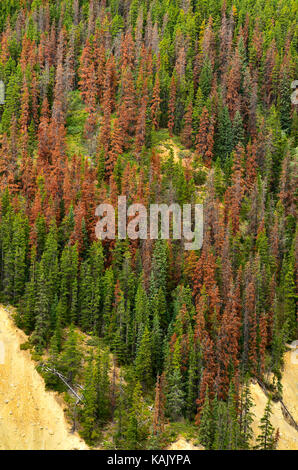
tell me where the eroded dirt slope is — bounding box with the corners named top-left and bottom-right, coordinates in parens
top-left (251, 346), bottom-right (298, 450)
top-left (0, 306), bottom-right (87, 450)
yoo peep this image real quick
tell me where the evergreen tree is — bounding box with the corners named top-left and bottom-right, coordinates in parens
top-left (22, 249), bottom-right (37, 333)
top-left (239, 374), bottom-right (255, 449)
top-left (81, 354), bottom-right (99, 445)
top-left (212, 401), bottom-right (229, 450)
top-left (135, 325), bottom-right (152, 388)
top-left (279, 72), bottom-right (292, 132)
top-left (166, 342), bottom-right (185, 420)
top-left (125, 381), bottom-right (150, 450)
top-left (199, 58), bottom-right (212, 99)
top-left (198, 387), bottom-right (213, 449)
top-left (60, 324), bottom-right (82, 385)
top-left (255, 399), bottom-right (276, 450)
top-left (216, 105), bottom-right (233, 163)
top-left (94, 348), bottom-right (111, 424)
top-left (281, 253), bottom-right (297, 341)
top-left (102, 267), bottom-right (114, 336)
top-left (32, 263), bottom-right (50, 351)
top-left (151, 312), bottom-right (163, 376)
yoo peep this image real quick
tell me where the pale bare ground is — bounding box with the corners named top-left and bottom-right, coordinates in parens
top-left (0, 306), bottom-right (88, 450)
top-left (251, 346), bottom-right (298, 450)
top-left (167, 438), bottom-right (203, 450)
top-left (281, 344), bottom-right (298, 422)
top-left (156, 139), bottom-right (195, 168)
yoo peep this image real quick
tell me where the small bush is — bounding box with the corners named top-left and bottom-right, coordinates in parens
top-left (31, 352), bottom-right (42, 362)
top-left (194, 169), bottom-right (207, 185)
top-left (86, 337), bottom-right (98, 347)
top-left (20, 341), bottom-right (31, 351)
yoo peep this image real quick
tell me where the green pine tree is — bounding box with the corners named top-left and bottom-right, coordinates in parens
top-left (125, 380), bottom-right (150, 450)
top-left (60, 324), bottom-right (82, 385)
top-left (198, 387), bottom-right (214, 449)
top-left (255, 398), bottom-right (276, 450)
top-left (81, 354), bottom-right (100, 445)
top-left (239, 374), bottom-right (255, 449)
top-left (135, 325), bottom-right (153, 388)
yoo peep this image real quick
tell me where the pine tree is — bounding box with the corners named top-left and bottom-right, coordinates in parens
top-left (151, 72), bottom-right (161, 130)
top-left (255, 399), bottom-right (276, 450)
top-left (166, 341), bottom-right (185, 420)
top-left (81, 354), bottom-right (100, 445)
top-left (43, 331), bottom-right (62, 390)
top-left (232, 110), bottom-right (245, 149)
top-left (94, 347), bottom-right (111, 424)
top-left (151, 311), bottom-right (163, 376)
top-left (281, 253), bottom-right (297, 341)
top-left (198, 387), bottom-right (213, 449)
top-left (22, 249), bottom-right (37, 333)
top-left (32, 265), bottom-right (50, 351)
top-left (60, 324), bottom-right (82, 385)
top-left (149, 240), bottom-right (168, 297)
top-left (216, 105), bottom-right (233, 162)
top-left (135, 325), bottom-right (152, 388)
top-left (153, 373), bottom-right (166, 436)
top-left (239, 374), bottom-right (255, 449)
top-left (168, 74), bottom-right (176, 136)
top-left (186, 328), bottom-right (199, 420)
top-left (212, 400), bottom-right (229, 450)
top-left (225, 382), bottom-right (240, 450)
top-left (199, 58), bottom-right (212, 98)
top-left (12, 213), bottom-right (28, 303)
top-left (102, 267), bottom-right (115, 336)
top-left (59, 244), bottom-right (79, 325)
top-left (125, 380), bottom-right (150, 450)
top-left (195, 106), bottom-right (214, 167)
top-left (181, 99), bottom-right (193, 149)
top-left (279, 71), bottom-right (292, 132)
top-left (134, 277), bottom-right (149, 351)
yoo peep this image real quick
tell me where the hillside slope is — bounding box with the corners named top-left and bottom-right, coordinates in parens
top-left (251, 346), bottom-right (298, 450)
top-left (0, 306), bottom-right (87, 450)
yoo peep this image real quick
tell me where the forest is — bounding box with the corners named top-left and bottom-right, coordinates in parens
top-left (0, 0), bottom-right (297, 450)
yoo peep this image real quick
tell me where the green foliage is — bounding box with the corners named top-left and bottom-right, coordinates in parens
top-left (0, 0), bottom-right (296, 451)
top-left (198, 388), bottom-right (213, 448)
top-left (124, 381), bottom-right (151, 450)
top-left (255, 399), bottom-right (277, 450)
top-left (59, 324), bottom-right (82, 385)
top-left (135, 325), bottom-right (153, 388)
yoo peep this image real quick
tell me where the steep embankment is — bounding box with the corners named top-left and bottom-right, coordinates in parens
top-left (251, 345), bottom-right (298, 450)
top-left (0, 306), bottom-right (87, 450)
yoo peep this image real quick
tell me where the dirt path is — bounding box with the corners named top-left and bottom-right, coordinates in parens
top-left (0, 306), bottom-right (88, 450)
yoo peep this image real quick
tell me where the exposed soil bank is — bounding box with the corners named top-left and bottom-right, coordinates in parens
top-left (0, 306), bottom-right (87, 450)
top-left (251, 345), bottom-right (298, 450)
